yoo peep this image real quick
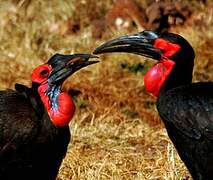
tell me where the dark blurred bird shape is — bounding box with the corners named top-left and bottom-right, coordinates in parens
top-left (94, 30), bottom-right (213, 180)
top-left (0, 53), bottom-right (98, 180)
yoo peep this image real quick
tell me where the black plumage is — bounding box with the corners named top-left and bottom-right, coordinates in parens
top-left (0, 86), bottom-right (70, 180)
top-left (157, 82), bottom-right (213, 179)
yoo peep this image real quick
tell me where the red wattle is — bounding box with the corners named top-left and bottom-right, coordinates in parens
top-left (144, 59), bottom-right (175, 96)
top-left (144, 63), bottom-right (163, 96)
top-left (50, 93), bottom-right (75, 126)
top-left (38, 84), bottom-right (75, 126)
top-left (38, 84), bottom-right (51, 110)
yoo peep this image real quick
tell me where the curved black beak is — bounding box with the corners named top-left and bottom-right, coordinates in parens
top-left (93, 31), bottom-right (162, 60)
top-left (47, 53), bottom-right (99, 86)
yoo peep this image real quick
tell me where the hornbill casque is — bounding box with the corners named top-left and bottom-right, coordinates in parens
top-left (94, 30), bottom-right (213, 180)
top-left (0, 53), bottom-right (98, 180)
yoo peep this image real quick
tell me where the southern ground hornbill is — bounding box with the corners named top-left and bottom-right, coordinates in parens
top-left (94, 30), bottom-right (213, 180)
top-left (0, 53), bottom-right (98, 180)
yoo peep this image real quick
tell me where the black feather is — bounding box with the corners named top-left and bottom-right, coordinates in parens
top-left (0, 87), bottom-right (70, 180)
top-left (157, 82), bottom-right (213, 179)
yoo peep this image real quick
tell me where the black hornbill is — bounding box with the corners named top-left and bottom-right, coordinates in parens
top-left (94, 30), bottom-right (213, 180)
top-left (0, 53), bottom-right (98, 180)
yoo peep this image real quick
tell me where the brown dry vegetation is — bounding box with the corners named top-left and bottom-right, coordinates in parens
top-left (0, 0), bottom-right (212, 179)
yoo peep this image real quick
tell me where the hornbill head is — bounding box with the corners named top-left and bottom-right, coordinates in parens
top-left (94, 30), bottom-right (195, 96)
top-left (31, 53), bottom-right (98, 126)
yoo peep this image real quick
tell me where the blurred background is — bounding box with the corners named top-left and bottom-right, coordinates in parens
top-left (0, 0), bottom-right (212, 179)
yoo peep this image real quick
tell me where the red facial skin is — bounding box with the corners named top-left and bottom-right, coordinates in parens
top-left (31, 64), bottom-right (75, 126)
top-left (144, 38), bottom-right (180, 97)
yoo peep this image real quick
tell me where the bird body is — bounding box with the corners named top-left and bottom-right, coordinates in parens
top-left (0, 54), bottom-right (98, 180)
top-left (0, 87), bottom-right (70, 180)
top-left (94, 31), bottom-right (213, 180)
top-left (157, 82), bottom-right (213, 179)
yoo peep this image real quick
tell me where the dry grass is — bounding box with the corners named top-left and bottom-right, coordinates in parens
top-left (0, 0), bottom-right (213, 179)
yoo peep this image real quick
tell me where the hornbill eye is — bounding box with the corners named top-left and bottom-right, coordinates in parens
top-left (31, 64), bottom-right (53, 84)
top-left (40, 69), bottom-right (49, 77)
